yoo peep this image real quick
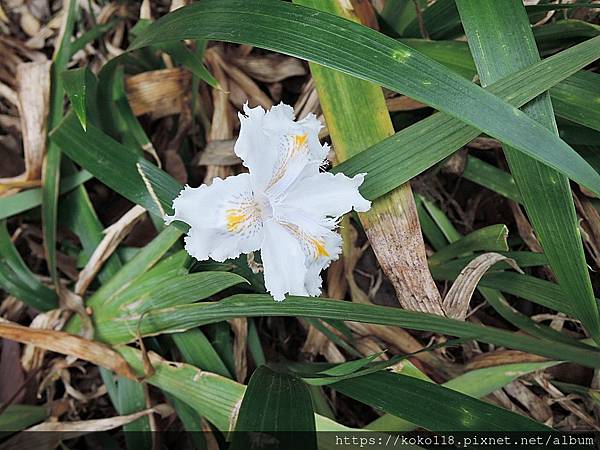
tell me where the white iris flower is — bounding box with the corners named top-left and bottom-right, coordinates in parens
top-left (166, 103), bottom-right (371, 301)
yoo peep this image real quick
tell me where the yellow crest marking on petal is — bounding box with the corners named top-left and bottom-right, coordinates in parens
top-left (293, 133), bottom-right (308, 154)
top-left (267, 133), bottom-right (310, 190)
top-left (310, 238), bottom-right (329, 258)
top-left (282, 222), bottom-right (330, 259)
top-left (225, 209), bottom-right (248, 232)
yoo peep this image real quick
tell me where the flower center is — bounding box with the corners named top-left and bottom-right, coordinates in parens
top-left (255, 192), bottom-right (273, 221)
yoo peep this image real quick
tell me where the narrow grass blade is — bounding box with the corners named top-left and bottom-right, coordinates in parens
top-left (68, 20), bottom-right (119, 57)
top-left (428, 224), bottom-right (508, 266)
top-left (172, 328), bottom-right (232, 378)
top-left (61, 68), bottom-right (94, 130)
top-left (42, 0), bottom-right (77, 286)
top-left (534, 19), bottom-right (600, 49)
top-left (87, 226), bottom-right (183, 307)
top-left (0, 221), bottom-right (58, 311)
top-left (161, 42), bottom-right (219, 89)
top-left (399, 38), bottom-right (476, 79)
top-left (551, 70), bottom-right (600, 133)
top-left (462, 156), bottom-right (521, 203)
top-left (398, 39), bottom-right (600, 133)
top-left (0, 171), bottom-right (93, 221)
top-left (116, 378), bottom-right (152, 450)
top-left (64, 226), bottom-right (182, 336)
top-left (479, 286), bottom-right (595, 350)
top-left (51, 113), bottom-right (178, 218)
top-left (93, 271), bottom-right (247, 324)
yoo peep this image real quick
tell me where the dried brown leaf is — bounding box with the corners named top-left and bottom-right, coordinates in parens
top-left (20, 309), bottom-right (64, 373)
top-left (293, 79), bottom-right (320, 119)
top-left (206, 49), bottom-right (272, 109)
top-left (233, 54), bottom-right (306, 83)
top-left (443, 252), bottom-right (521, 320)
top-left (386, 95), bottom-right (426, 112)
top-left (504, 380), bottom-right (553, 424)
top-left (0, 81), bottom-right (18, 106)
top-left (140, 0), bottom-right (152, 20)
top-left (19, 11), bottom-right (40, 37)
top-left (75, 205), bottom-right (146, 296)
top-left (126, 68), bottom-right (190, 118)
top-left (466, 350), bottom-right (549, 371)
top-left (0, 60), bottom-right (50, 189)
top-left (0, 320), bottom-right (136, 380)
top-left (0, 404), bottom-right (172, 450)
top-left (195, 139), bottom-right (240, 166)
top-left (229, 318), bottom-right (248, 383)
top-left (361, 191), bottom-right (445, 314)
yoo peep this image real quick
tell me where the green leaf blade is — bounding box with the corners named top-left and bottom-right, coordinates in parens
top-left (231, 366), bottom-right (316, 450)
top-left (456, 0), bottom-right (600, 343)
top-left (96, 295), bottom-right (600, 369)
top-left (334, 371), bottom-right (548, 431)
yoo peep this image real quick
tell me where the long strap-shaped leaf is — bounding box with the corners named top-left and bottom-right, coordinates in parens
top-left (333, 371), bottom-right (547, 431)
top-left (0, 221), bottom-right (58, 311)
top-left (94, 295), bottom-right (600, 369)
top-left (42, 0), bottom-right (77, 285)
top-left (333, 34), bottom-right (600, 200)
top-left (456, 0), bottom-right (600, 343)
top-left (230, 366), bottom-right (316, 450)
top-left (129, 0), bottom-right (600, 195)
top-left (397, 38), bottom-right (600, 134)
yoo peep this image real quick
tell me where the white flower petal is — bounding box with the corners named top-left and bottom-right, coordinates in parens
top-left (305, 249), bottom-right (337, 297)
top-left (300, 225), bottom-right (343, 297)
top-left (283, 171), bottom-right (371, 220)
top-left (261, 220), bottom-right (309, 301)
top-left (273, 210), bottom-right (343, 298)
top-left (235, 104), bottom-right (272, 191)
top-left (165, 173), bottom-right (263, 262)
top-left (235, 103), bottom-right (328, 196)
